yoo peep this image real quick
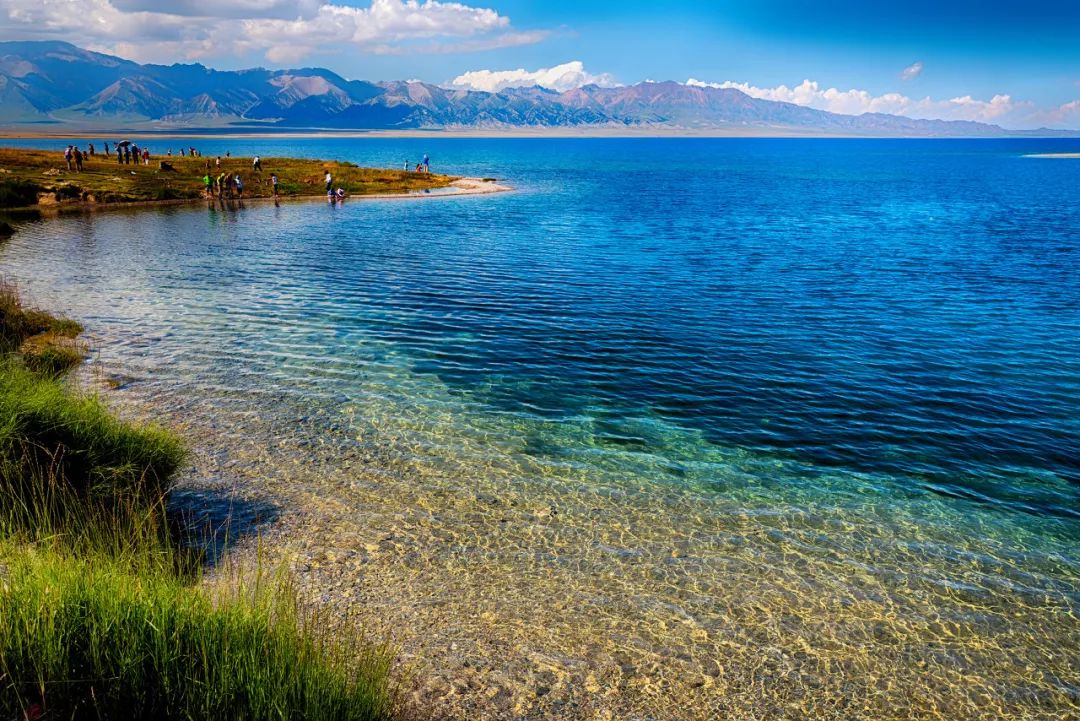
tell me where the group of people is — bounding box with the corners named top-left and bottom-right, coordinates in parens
top-left (58, 143), bottom-right (433, 204)
top-left (61, 142), bottom-right (206, 170)
top-left (202, 157), bottom-right (280, 202)
top-left (404, 154), bottom-right (431, 173)
top-left (63, 145), bottom-right (85, 172)
top-left (204, 171), bottom-right (255, 200)
top-left (323, 170), bottom-right (348, 201)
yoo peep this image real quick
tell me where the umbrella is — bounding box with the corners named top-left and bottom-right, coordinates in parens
top-left (116, 140), bottom-right (131, 147)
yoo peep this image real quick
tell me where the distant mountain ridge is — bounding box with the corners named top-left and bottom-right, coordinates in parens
top-left (0, 41), bottom-right (1069, 136)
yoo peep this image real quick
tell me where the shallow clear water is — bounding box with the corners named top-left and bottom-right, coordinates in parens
top-left (2, 138), bottom-right (1079, 718)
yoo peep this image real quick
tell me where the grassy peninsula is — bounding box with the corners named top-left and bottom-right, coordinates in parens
top-left (0, 147), bottom-right (456, 210)
top-left (0, 282), bottom-right (403, 720)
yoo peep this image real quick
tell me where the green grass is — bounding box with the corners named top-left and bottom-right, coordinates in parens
top-left (0, 542), bottom-right (396, 721)
top-left (0, 359), bottom-right (183, 507)
top-left (0, 282), bottom-right (83, 354)
top-left (18, 332), bottom-right (85, 376)
top-left (0, 286), bottom-right (406, 721)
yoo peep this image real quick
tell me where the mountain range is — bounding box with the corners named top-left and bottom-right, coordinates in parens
top-left (0, 41), bottom-right (1070, 136)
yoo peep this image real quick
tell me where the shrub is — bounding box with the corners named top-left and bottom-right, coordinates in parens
top-left (0, 179), bottom-right (42, 209)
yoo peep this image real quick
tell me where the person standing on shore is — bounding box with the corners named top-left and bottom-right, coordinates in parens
top-left (253, 155), bottom-right (262, 172)
top-left (73, 147), bottom-right (83, 172)
top-left (117, 146), bottom-right (123, 164)
top-left (104, 141), bottom-right (110, 156)
top-left (64, 146), bottom-right (72, 170)
top-left (325, 170), bottom-right (332, 196)
top-left (423, 154), bottom-right (429, 172)
top-left (123, 146), bottom-right (131, 165)
top-left (88, 143), bottom-right (95, 157)
top-left (271, 173), bottom-right (279, 196)
top-left (203, 173), bottom-right (212, 198)
top-left (234, 174), bottom-right (243, 199)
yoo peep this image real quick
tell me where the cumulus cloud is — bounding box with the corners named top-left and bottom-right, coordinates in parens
top-left (900, 61), bottom-right (923, 80)
top-left (450, 60), bottom-right (618, 93)
top-left (685, 77), bottom-right (1037, 125)
top-left (0, 0), bottom-right (541, 63)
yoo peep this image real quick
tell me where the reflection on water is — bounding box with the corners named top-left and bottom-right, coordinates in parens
top-left (2, 138), bottom-right (1078, 719)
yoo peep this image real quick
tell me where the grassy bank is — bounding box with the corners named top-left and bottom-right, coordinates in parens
top-left (0, 284), bottom-right (402, 720)
top-left (0, 148), bottom-right (455, 209)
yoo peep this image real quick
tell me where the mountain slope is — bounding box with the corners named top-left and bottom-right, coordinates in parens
top-left (0, 41), bottom-right (1059, 136)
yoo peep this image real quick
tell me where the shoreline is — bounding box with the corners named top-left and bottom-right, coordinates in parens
top-left (6, 177), bottom-right (511, 216)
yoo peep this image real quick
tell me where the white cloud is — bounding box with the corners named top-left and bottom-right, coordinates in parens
top-left (685, 78), bottom-right (1038, 125)
top-left (1029, 98), bottom-right (1080, 127)
top-left (0, 0), bottom-right (541, 63)
top-left (900, 61), bottom-right (923, 80)
top-left (450, 60), bottom-right (617, 93)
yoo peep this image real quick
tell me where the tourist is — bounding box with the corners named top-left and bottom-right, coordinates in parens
top-left (117, 146), bottom-right (123, 164)
top-left (104, 141), bottom-right (110, 156)
top-left (64, 146), bottom-right (73, 171)
top-left (253, 155), bottom-right (262, 171)
top-left (404, 159), bottom-right (409, 171)
top-left (423, 154), bottom-right (429, 172)
top-left (88, 143), bottom-right (95, 157)
top-left (73, 147), bottom-right (83, 172)
top-left (325, 171), bottom-right (332, 196)
top-left (180, 147), bottom-right (185, 157)
top-left (123, 146), bottom-right (131, 164)
top-left (216, 156), bottom-right (221, 168)
top-left (216, 171), bottom-right (227, 198)
top-left (415, 163), bottom-right (423, 173)
top-left (335, 187), bottom-right (346, 200)
top-left (271, 173), bottom-right (279, 196)
top-left (144, 149), bottom-right (150, 165)
top-left (234, 174), bottom-right (243, 199)
top-left (202, 173), bottom-right (212, 198)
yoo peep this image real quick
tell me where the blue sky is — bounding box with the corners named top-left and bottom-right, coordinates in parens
top-left (1, 0), bottom-right (1077, 127)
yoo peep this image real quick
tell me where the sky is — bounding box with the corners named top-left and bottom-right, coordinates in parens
top-left (0, 0), bottom-right (1077, 128)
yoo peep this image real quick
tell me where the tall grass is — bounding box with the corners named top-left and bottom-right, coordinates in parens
top-left (0, 541), bottom-right (397, 721)
top-left (0, 287), bottom-right (404, 720)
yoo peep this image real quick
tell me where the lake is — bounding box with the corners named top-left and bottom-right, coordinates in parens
top-left (2, 137), bottom-right (1078, 719)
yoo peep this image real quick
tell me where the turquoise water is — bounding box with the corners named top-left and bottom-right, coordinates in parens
top-left (2, 138), bottom-right (1078, 718)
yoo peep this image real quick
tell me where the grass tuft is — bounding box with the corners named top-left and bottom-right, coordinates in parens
top-left (19, 332), bottom-right (86, 375)
top-left (0, 543), bottom-right (396, 721)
